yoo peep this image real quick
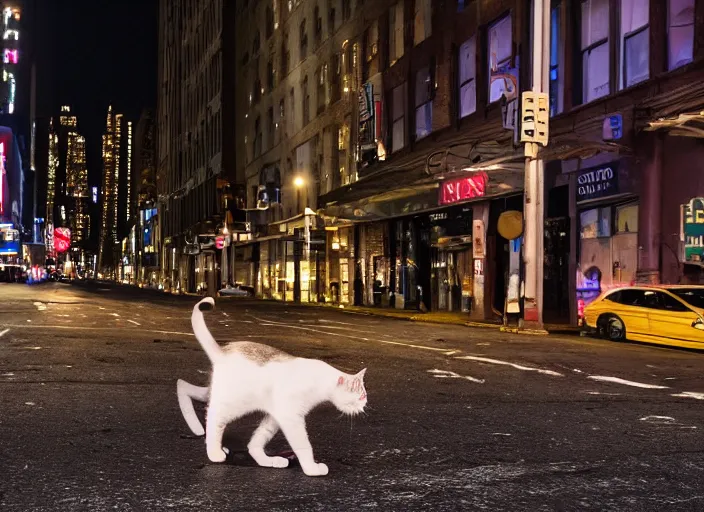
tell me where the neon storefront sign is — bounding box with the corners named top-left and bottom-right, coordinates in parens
top-left (0, 141), bottom-right (4, 215)
top-left (439, 172), bottom-right (488, 205)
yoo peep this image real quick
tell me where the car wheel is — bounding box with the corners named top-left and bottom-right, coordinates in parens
top-left (599, 314), bottom-right (626, 342)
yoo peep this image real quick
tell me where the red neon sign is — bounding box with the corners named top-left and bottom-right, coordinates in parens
top-left (3, 49), bottom-right (17, 64)
top-left (215, 236), bottom-right (225, 250)
top-left (0, 142), bottom-right (4, 216)
top-left (54, 227), bottom-right (71, 253)
top-left (439, 172), bottom-right (489, 205)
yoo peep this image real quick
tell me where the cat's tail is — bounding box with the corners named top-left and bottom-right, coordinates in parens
top-left (191, 297), bottom-right (223, 363)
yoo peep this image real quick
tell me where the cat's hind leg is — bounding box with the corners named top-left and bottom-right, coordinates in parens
top-left (177, 379), bottom-right (209, 437)
top-left (248, 415), bottom-right (289, 469)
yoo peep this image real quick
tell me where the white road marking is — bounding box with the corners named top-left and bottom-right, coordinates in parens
top-left (427, 369), bottom-right (484, 383)
top-left (0, 328), bottom-right (9, 337)
top-left (640, 416), bottom-right (675, 423)
top-left (491, 433), bottom-right (512, 436)
top-left (671, 391), bottom-right (704, 400)
top-left (110, 313), bottom-right (120, 317)
top-left (455, 356), bottom-right (563, 377)
top-left (319, 319), bottom-right (355, 326)
top-left (2, 372), bottom-right (14, 377)
top-left (444, 350), bottom-right (460, 356)
top-left (33, 302), bottom-right (47, 311)
top-left (127, 320), bottom-right (141, 326)
top-left (25, 402), bottom-right (35, 406)
top-left (586, 376), bottom-right (668, 389)
top-left (0, 324), bottom-right (194, 337)
top-left (22, 347), bottom-right (42, 350)
top-left (248, 314), bottom-right (457, 353)
top-left (586, 391), bottom-right (622, 396)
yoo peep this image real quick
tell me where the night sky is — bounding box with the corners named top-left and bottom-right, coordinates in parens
top-left (47, 0), bottom-right (158, 189)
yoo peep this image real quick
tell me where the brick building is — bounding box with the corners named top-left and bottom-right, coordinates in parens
top-left (157, 0), bottom-right (241, 294)
top-left (227, 0), bottom-right (704, 326)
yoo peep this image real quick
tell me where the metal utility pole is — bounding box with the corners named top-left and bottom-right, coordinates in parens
top-left (520, 0), bottom-right (551, 329)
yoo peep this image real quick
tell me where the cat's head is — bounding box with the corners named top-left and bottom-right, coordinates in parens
top-left (332, 368), bottom-right (367, 416)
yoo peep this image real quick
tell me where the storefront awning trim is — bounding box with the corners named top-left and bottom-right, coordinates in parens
top-left (643, 111), bottom-right (704, 138)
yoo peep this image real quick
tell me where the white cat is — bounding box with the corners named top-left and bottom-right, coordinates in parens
top-left (177, 297), bottom-right (368, 477)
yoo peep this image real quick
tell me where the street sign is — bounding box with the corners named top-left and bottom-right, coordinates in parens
top-left (520, 91), bottom-right (549, 146)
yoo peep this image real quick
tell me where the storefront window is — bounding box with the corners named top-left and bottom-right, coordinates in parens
top-left (615, 203), bottom-right (638, 233)
top-left (580, 207), bottom-right (611, 238)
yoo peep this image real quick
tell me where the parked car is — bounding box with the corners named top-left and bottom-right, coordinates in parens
top-left (583, 286), bottom-right (704, 350)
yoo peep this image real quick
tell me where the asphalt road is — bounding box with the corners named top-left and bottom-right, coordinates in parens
top-left (1, 282), bottom-right (704, 511)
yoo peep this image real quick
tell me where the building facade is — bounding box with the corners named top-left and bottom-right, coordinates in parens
top-left (58, 106), bottom-right (89, 254)
top-left (133, 108), bottom-right (159, 286)
top-left (45, 117), bottom-right (56, 257)
top-left (157, 0), bottom-right (241, 295)
top-left (226, 0), bottom-right (704, 327)
top-left (233, 0), bottom-right (528, 315)
top-left (98, 105), bottom-right (131, 278)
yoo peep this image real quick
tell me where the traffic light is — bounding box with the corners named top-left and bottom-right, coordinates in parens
top-left (520, 91), bottom-right (549, 146)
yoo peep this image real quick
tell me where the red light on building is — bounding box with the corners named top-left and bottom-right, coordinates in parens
top-left (439, 172), bottom-right (489, 205)
top-left (54, 227), bottom-right (71, 253)
top-left (215, 236), bottom-right (225, 250)
top-left (3, 49), bottom-right (17, 64)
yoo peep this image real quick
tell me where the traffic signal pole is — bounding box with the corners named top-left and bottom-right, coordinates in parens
top-left (520, 0), bottom-right (551, 330)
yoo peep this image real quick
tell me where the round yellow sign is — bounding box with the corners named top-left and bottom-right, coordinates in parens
top-left (497, 210), bottom-right (524, 240)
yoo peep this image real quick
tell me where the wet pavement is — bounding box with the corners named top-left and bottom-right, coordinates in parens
top-left (1, 281), bottom-right (704, 511)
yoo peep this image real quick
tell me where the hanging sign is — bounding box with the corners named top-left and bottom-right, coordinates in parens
top-left (576, 162), bottom-right (619, 202)
top-left (472, 220), bottom-right (485, 259)
top-left (439, 172), bottom-right (488, 205)
top-left (683, 197), bottom-right (704, 263)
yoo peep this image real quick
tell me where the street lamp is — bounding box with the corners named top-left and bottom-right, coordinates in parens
top-left (293, 176), bottom-right (304, 213)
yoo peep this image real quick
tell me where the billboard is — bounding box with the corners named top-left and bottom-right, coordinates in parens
top-left (54, 227), bottom-right (71, 253)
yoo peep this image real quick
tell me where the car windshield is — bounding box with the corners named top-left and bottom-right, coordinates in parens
top-left (669, 289), bottom-right (704, 309)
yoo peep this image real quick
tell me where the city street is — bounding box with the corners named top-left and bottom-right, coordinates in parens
top-left (1, 282), bottom-right (704, 511)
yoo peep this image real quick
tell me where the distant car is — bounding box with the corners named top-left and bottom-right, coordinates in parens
top-left (583, 286), bottom-right (704, 350)
top-left (218, 285), bottom-right (252, 297)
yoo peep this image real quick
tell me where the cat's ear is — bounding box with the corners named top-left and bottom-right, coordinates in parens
top-left (337, 376), bottom-right (345, 386)
top-left (356, 368), bottom-right (367, 380)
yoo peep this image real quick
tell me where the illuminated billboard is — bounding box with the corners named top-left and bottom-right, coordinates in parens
top-left (54, 227), bottom-right (71, 253)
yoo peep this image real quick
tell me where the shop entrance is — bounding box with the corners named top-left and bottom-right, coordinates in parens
top-left (544, 185), bottom-right (571, 323)
top-left (577, 202), bottom-right (639, 308)
top-left (431, 246), bottom-right (473, 312)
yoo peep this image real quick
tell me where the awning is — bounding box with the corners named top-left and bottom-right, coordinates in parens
top-left (538, 138), bottom-right (632, 161)
top-left (643, 111), bottom-right (704, 138)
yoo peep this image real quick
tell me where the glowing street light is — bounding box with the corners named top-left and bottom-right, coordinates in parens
top-left (293, 176), bottom-right (304, 213)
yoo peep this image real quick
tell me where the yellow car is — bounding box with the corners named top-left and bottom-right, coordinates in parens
top-left (583, 286), bottom-right (704, 350)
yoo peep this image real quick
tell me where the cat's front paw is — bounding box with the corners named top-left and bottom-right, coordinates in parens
top-left (271, 456), bottom-right (289, 468)
top-left (207, 447), bottom-right (228, 463)
top-left (302, 462), bottom-right (329, 477)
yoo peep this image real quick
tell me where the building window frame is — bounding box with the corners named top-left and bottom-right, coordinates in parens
top-left (458, 35), bottom-right (476, 119)
top-left (620, 0), bottom-right (649, 89)
top-left (391, 83), bottom-right (406, 152)
top-left (414, 67), bottom-right (432, 140)
top-left (580, 0), bottom-right (610, 104)
top-left (667, 0), bottom-right (695, 71)
top-left (414, 0), bottom-right (432, 46)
